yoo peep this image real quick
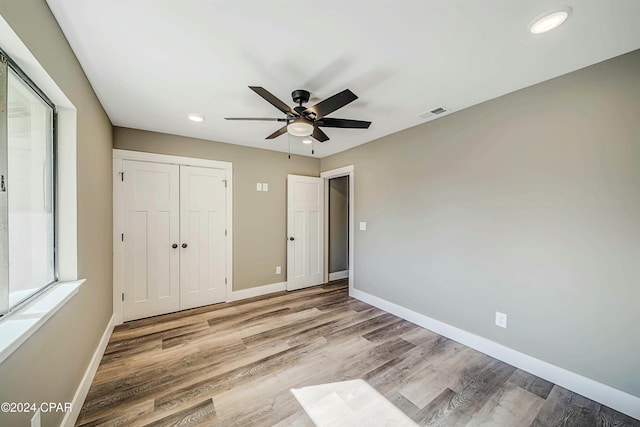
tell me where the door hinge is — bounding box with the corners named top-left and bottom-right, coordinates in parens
top-left (121, 293), bottom-right (124, 301)
top-left (0, 175), bottom-right (6, 192)
top-left (121, 233), bottom-right (124, 242)
top-left (225, 278), bottom-right (227, 285)
top-left (223, 179), bottom-right (227, 188)
top-left (225, 229), bottom-right (227, 236)
top-left (119, 171), bottom-right (124, 181)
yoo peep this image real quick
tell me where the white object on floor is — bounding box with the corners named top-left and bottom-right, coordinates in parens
top-left (291, 379), bottom-right (417, 427)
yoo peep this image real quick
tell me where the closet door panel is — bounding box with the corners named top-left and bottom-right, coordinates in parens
top-left (123, 160), bottom-right (180, 321)
top-left (180, 165), bottom-right (227, 309)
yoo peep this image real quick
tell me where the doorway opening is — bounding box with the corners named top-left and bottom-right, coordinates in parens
top-left (321, 165), bottom-right (355, 295)
top-left (328, 176), bottom-right (349, 281)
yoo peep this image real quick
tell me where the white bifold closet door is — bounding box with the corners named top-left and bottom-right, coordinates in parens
top-left (179, 165), bottom-right (227, 310)
top-left (122, 160), bottom-right (227, 321)
top-left (122, 160), bottom-right (180, 321)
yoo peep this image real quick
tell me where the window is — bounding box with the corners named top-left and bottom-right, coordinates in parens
top-left (0, 50), bottom-right (56, 316)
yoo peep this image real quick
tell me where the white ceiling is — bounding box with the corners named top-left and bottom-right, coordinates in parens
top-left (46, 0), bottom-right (640, 158)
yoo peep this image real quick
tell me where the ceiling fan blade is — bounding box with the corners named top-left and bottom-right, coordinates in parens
top-left (312, 126), bottom-right (330, 143)
top-left (304, 89), bottom-right (358, 119)
top-left (225, 117), bottom-right (287, 121)
top-left (316, 118), bottom-right (371, 129)
top-left (249, 86), bottom-right (297, 116)
top-left (265, 125), bottom-right (288, 140)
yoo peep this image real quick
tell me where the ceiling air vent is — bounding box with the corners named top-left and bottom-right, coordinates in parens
top-left (417, 106), bottom-right (450, 120)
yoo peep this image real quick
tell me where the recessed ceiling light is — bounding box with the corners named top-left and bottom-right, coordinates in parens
top-left (302, 138), bottom-right (313, 145)
top-left (529, 7), bottom-right (572, 34)
top-left (188, 113), bottom-right (205, 122)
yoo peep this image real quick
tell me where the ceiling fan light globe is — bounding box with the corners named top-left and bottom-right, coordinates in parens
top-left (287, 118), bottom-right (313, 137)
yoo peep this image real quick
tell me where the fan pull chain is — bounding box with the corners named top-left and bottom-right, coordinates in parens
top-left (312, 140), bottom-right (315, 155)
top-left (288, 133), bottom-right (291, 159)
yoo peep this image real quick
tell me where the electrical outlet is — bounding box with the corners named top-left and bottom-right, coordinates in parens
top-left (495, 311), bottom-right (507, 328)
top-left (262, 183), bottom-right (268, 192)
top-left (256, 182), bottom-right (262, 191)
top-left (31, 409), bottom-right (41, 427)
top-left (276, 265), bottom-right (281, 274)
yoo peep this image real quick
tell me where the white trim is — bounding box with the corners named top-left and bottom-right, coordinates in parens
top-left (112, 149), bottom-right (233, 324)
top-left (112, 149), bottom-right (232, 171)
top-left (329, 270), bottom-right (349, 281)
top-left (227, 282), bottom-right (286, 302)
top-left (112, 157), bottom-right (124, 325)
top-left (224, 167), bottom-right (233, 304)
top-left (56, 107), bottom-right (78, 281)
top-left (0, 280), bottom-right (85, 364)
top-left (321, 165), bottom-right (355, 295)
top-left (62, 314), bottom-right (115, 427)
top-left (320, 165), bottom-right (354, 179)
top-left (351, 288), bottom-right (640, 420)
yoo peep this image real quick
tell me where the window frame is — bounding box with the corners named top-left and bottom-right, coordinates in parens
top-left (0, 47), bottom-right (58, 317)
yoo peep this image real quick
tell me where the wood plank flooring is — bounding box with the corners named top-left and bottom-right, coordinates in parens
top-left (77, 280), bottom-right (640, 426)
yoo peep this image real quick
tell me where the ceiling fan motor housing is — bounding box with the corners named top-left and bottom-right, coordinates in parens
top-left (293, 105), bottom-right (307, 116)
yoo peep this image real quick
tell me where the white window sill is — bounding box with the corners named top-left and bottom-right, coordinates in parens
top-left (0, 279), bottom-right (86, 364)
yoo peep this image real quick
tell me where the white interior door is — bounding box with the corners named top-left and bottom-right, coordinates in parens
top-left (180, 165), bottom-right (227, 309)
top-left (123, 160), bottom-right (180, 321)
top-left (287, 174), bottom-right (324, 291)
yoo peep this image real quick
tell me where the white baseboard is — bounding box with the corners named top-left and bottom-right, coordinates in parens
top-left (329, 270), bottom-right (349, 281)
top-left (350, 288), bottom-right (640, 420)
top-left (62, 313), bottom-right (116, 427)
top-left (227, 281), bottom-right (287, 302)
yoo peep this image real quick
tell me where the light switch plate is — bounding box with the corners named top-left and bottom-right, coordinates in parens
top-left (256, 183), bottom-right (262, 191)
top-left (359, 221), bottom-right (367, 231)
top-left (495, 311), bottom-right (507, 328)
top-left (263, 183), bottom-right (268, 192)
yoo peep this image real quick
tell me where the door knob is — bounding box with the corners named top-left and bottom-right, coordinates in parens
top-left (289, 237), bottom-right (295, 241)
top-left (182, 243), bottom-right (188, 248)
top-left (172, 244), bottom-right (178, 249)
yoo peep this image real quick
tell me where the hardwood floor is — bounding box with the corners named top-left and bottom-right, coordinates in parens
top-left (77, 280), bottom-right (640, 426)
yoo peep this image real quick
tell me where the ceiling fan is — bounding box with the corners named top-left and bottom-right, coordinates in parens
top-left (225, 86), bottom-right (371, 142)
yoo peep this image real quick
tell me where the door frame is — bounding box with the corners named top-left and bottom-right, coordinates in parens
top-left (112, 149), bottom-right (233, 325)
top-left (321, 165), bottom-right (355, 296)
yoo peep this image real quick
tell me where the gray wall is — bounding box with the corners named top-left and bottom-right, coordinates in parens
top-left (0, 1), bottom-right (114, 426)
top-left (321, 50), bottom-right (640, 398)
top-left (113, 127), bottom-right (320, 290)
top-left (329, 176), bottom-right (349, 273)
